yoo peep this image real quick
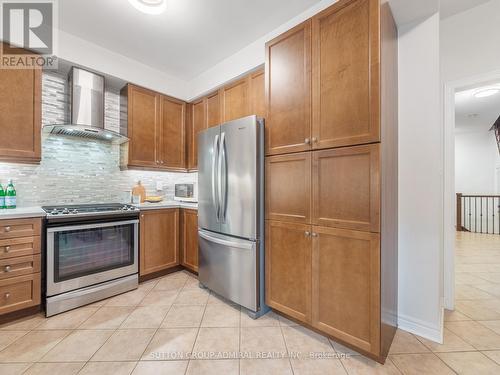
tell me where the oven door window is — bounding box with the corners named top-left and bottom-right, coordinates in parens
top-left (54, 223), bottom-right (135, 282)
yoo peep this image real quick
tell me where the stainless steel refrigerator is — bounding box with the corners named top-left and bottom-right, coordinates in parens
top-left (198, 115), bottom-right (268, 318)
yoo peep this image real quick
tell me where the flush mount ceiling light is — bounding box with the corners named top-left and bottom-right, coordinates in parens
top-left (473, 87), bottom-right (500, 98)
top-left (128, 0), bottom-right (167, 15)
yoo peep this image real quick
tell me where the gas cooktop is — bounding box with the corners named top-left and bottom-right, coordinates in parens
top-left (42, 203), bottom-right (139, 217)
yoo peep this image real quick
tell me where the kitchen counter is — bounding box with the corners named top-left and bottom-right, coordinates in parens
top-left (133, 201), bottom-right (198, 210)
top-left (0, 206), bottom-right (46, 220)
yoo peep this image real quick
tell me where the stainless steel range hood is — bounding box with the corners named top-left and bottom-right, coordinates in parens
top-left (43, 67), bottom-right (129, 144)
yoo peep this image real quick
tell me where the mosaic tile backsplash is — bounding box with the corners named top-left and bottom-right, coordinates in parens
top-left (0, 72), bottom-right (196, 207)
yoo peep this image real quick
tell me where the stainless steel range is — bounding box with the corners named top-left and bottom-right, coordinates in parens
top-left (42, 203), bottom-right (140, 316)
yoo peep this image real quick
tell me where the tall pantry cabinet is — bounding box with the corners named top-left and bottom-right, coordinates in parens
top-left (264, 0), bottom-right (398, 362)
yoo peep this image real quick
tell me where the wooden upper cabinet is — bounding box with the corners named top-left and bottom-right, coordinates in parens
top-left (265, 20), bottom-right (312, 156)
top-left (221, 77), bottom-right (250, 122)
top-left (249, 69), bottom-right (266, 119)
top-left (188, 99), bottom-right (207, 170)
top-left (180, 209), bottom-right (199, 272)
top-left (312, 0), bottom-right (380, 149)
top-left (312, 144), bottom-right (380, 232)
top-left (0, 67), bottom-right (41, 163)
top-left (206, 91), bottom-right (221, 128)
top-left (160, 96), bottom-right (185, 170)
top-left (140, 209), bottom-right (180, 276)
top-left (266, 152), bottom-right (311, 224)
top-left (266, 220), bottom-right (312, 323)
top-left (127, 85), bottom-right (160, 168)
top-left (312, 226), bottom-right (380, 355)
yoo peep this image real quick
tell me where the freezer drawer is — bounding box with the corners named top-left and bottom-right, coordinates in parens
top-left (198, 229), bottom-right (258, 311)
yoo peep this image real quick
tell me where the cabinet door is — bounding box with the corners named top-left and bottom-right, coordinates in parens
top-left (265, 152), bottom-right (311, 224)
top-left (160, 95), bottom-right (185, 170)
top-left (312, 0), bottom-right (380, 149)
top-left (221, 77), bottom-right (250, 122)
top-left (187, 99), bottom-right (207, 170)
top-left (265, 20), bottom-right (311, 156)
top-left (0, 68), bottom-right (41, 162)
top-left (249, 69), bottom-right (265, 119)
top-left (265, 220), bottom-right (312, 323)
top-left (140, 209), bottom-right (179, 276)
top-left (313, 144), bottom-right (380, 232)
top-left (181, 209), bottom-right (199, 272)
top-left (312, 226), bottom-right (380, 355)
top-left (128, 85), bottom-right (160, 168)
top-left (206, 91), bottom-right (221, 128)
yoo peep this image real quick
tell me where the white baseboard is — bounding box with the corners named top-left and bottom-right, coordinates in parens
top-left (398, 313), bottom-right (443, 343)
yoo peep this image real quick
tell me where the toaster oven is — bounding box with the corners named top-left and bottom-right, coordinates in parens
top-left (174, 183), bottom-right (197, 202)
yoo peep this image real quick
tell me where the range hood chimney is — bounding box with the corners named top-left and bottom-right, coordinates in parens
top-left (43, 67), bottom-right (129, 144)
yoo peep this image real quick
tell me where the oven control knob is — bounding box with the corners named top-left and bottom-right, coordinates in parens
top-left (71, 209), bottom-right (78, 214)
top-left (62, 208), bottom-right (69, 214)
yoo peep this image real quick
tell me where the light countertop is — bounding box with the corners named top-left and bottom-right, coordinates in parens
top-left (133, 201), bottom-right (198, 210)
top-left (0, 207), bottom-right (47, 220)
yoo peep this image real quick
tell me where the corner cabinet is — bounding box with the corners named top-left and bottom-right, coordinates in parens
top-left (265, 0), bottom-right (398, 363)
top-left (0, 67), bottom-right (41, 163)
top-left (180, 209), bottom-right (199, 272)
top-left (139, 209), bottom-right (180, 276)
top-left (122, 84), bottom-right (187, 171)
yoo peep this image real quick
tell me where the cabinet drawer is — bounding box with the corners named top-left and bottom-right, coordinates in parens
top-left (0, 273), bottom-right (40, 315)
top-left (0, 218), bottom-right (41, 239)
top-left (0, 236), bottom-right (41, 260)
top-left (0, 255), bottom-right (41, 280)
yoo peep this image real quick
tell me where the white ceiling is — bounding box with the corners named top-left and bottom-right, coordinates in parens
top-left (440, 0), bottom-right (493, 19)
top-left (455, 83), bottom-right (500, 133)
top-left (59, 0), bottom-right (321, 80)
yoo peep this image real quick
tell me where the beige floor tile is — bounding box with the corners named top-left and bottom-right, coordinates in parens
top-left (161, 305), bottom-right (205, 328)
top-left (140, 291), bottom-right (179, 306)
top-left (341, 356), bottom-right (401, 374)
top-left (185, 359), bottom-right (239, 375)
top-left (193, 327), bottom-right (239, 359)
top-left (444, 309), bottom-right (471, 321)
top-left (473, 272), bottom-right (500, 283)
top-left (41, 330), bottom-right (113, 362)
top-left (183, 276), bottom-right (200, 289)
top-left (241, 310), bottom-right (280, 327)
top-left (0, 331), bottom-right (28, 351)
top-left (78, 361), bottom-right (137, 375)
top-left (483, 350), bottom-right (500, 365)
top-left (120, 306), bottom-right (170, 329)
top-left (0, 330), bottom-right (69, 362)
top-left (290, 358), bottom-right (347, 375)
top-left (153, 277), bottom-right (187, 291)
top-left (141, 328), bottom-right (198, 361)
top-left (388, 330), bottom-right (430, 354)
top-left (0, 314), bottom-right (45, 331)
top-left (241, 358), bottom-right (293, 375)
top-left (174, 288), bottom-right (210, 305)
top-left (105, 289), bottom-right (149, 307)
top-left (456, 284), bottom-right (495, 300)
top-left (91, 329), bottom-right (156, 361)
top-left (240, 327), bottom-right (287, 358)
top-left (0, 363), bottom-right (31, 375)
top-left (438, 351), bottom-right (500, 374)
top-left (281, 326), bottom-right (334, 359)
top-left (479, 320), bottom-right (500, 335)
top-left (330, 340), bottom-right (362, 356)
top-left (23, 362), bottom-right (85, 375)
top-left (207, 292), bottom-right (238, 305)
top-left (137, 279), bottom-right (159, 293)
top-left (475, 283), bottom-right (500, 298)
top-left (201, 303), bottom-right (240, 327)
top-left (35, 307), bottom-right (98, 330)
top-left (278, 315), bottom-right (299, 327)
top-left (455, 299), bottom-right (500, 320)
top-left (446, 320), bottom-right (500, 350)
top-left (79, 306), bottom-right (133, 329)
top-left (132, 360), bottom-right (188, 375)
top-left (455, 272), bottom-right (492, 285)
top-left (390, 353), bottom-right (454, 374)
top-left (416, 328), bottom-right (475, 352)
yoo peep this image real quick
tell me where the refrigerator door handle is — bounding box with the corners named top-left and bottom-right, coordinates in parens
top-left (198, 229), bottom-right (254, 250)
top-left (212, 134), bottom-right (220, 221)
top-left (218, 132), bottom-right (227, 223)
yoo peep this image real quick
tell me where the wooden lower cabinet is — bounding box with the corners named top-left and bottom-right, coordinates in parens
top-left (180, 209), bottom-right (199, 272)
top-left (311, 226), bottom-right (380, 355)
top-left (140, 209), bottom-right (180, 276)
top-left (265, 220), bottom-right (311, 323)
top-left (0, 273), bottom-right (40, 315)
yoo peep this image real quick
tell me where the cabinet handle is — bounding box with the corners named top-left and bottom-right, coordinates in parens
top-left (305, 231), bottom-right (311, 237)
top-left (4, 246), bottom-right (10, 253)
top-left (311, 232), bottom-right (318, 237)
top-left (4, 226), bottom-right (11, 232)
top-left (304, 138), bottom-right (311, 145)
top-left (312, 137), bottom-right (318, 143)
top-left (4, 265), bottom-right (10, 272)
top-left (4, 292), bottom-right (10, 299)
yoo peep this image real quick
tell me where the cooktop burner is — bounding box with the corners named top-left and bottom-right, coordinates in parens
top-left (42, 203), bottom-right (139, 217)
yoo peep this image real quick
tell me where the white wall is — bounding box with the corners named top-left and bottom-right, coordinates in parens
top-left (455, 130), bottom-right (498, 194)
top-left (398, 13), bottom-right (443, 341)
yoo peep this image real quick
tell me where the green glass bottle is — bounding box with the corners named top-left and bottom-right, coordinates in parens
top-left (0, 183), bottom-right (5, 209)
top-left (5, 180), bottom-right (16, 209)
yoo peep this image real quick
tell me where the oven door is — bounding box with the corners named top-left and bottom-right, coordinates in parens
top-left (46, 219), bottom-right (139, 296)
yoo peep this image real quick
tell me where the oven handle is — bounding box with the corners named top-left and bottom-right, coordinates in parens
top-left (47, 219), bottom-right (139, 233)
